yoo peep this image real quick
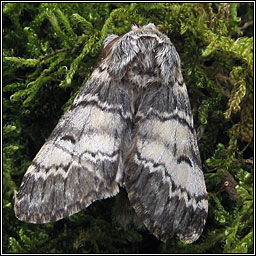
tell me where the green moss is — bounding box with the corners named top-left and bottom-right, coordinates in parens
top-left (3, 3), bottom-right (253, 253)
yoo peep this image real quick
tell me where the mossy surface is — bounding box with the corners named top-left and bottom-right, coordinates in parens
top-left (3, 3), bottom-right (253, 253)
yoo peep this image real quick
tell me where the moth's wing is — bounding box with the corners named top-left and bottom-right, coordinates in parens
top-left (124, 80), bottom-right (208, 243)
top-left (14, 62), bottom-right (132, 223)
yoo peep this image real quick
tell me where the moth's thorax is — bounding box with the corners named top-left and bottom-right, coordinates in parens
top-left (103, 24), bottom-right (181, 88)
top-left (125, 51), bottom-right (162, 88)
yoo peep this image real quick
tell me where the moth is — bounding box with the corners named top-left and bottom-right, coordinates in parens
top-left (14, 23), bottom-right (208, 243)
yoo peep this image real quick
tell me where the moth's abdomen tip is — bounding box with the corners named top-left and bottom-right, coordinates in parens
top-left (177, 228), bottom-right (204, 244)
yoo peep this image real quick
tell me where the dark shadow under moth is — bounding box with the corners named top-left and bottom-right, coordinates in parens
top-left (14, 23), bottom-right (208, 244)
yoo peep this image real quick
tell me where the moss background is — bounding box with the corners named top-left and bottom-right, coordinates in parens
top-left (3, 3), bottom-right (253, 254)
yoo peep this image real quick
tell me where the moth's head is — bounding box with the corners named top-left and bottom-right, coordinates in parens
top-left (103, 23), bottom-right (158, 48)
top-left (102, 23), bottom-right (159, 57)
